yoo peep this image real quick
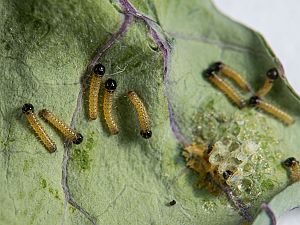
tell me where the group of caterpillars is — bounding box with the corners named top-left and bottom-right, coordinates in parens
top-left (203, 62), bottom-right (294, 125)
top-left (181, 62), bottom-right (299, 222)
top-left (22, 103), bottom-right (83, 153)
top-left (23, 63), bottom-right (152, 153)
top-left (87, 63), bottom-right (152, 138)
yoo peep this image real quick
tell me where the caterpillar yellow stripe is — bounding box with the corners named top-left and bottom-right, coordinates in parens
top-left (22, 103), bottom-right (56, 153)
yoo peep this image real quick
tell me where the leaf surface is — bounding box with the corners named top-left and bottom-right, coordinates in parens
top-left (0, 0), bottom-right (299, 225)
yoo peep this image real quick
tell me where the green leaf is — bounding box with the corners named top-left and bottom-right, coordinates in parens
top-left (252, 182), bottom-right (300, 225)
top-left (1, 0), bottom-right (299, 225)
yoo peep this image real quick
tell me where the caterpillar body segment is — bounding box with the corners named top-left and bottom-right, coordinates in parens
top-left (103, 79), bottom-right (119, 135)
top-left (39, 109), bottom-right (83, 144)
top-left (204, 69), bottom-right (245, 108)
top-left (88, 64), bottom-right (105, 120)
top-left (255, 68), bottom-right (279, 97)
top-left (212, 62), bottom-right (251, 91)
top-left (22, 103), bottom-right (56, 153)
top-left (249, 96), bottom-right (294, 125)
top-left (127, 90), bottom-right (152, 139)
top-left (283, 157), bottom-right (300, 183)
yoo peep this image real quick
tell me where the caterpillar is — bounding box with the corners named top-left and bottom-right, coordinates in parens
top-left (39, 109), bottom-right (83, 144)
top-left (204, 68), bottom-right (245, 108)
top-left (103, 78), bottom-right (119, 135)
top-left (249, 96), bottom-right (294, 125)
top-left (128, 90), bottom-right (152, 139)
top-left (283, 157), bottom-right (300, 183)
top-left (255, 68), bottom-right (278, 97)
top-left (211, 62), bottom-right (251, 91)
top-left (22, 103), bottom-right (56, 153)
top-left (88, 63), bottom-right (105, 120)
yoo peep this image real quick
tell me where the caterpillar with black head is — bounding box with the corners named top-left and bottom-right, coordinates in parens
top-left (249, 96), bottom-right (294, 125)
top-left (88, 63), bottom-right (105, 120)
top-left (283, 157), bottom-right (300, 183)
top-left (103, 78), bottom-right (119, 135)
top-left (211, 62), bottom-right (251, 91)
top-left (128, 90), bottom-right (152, 139)
top-left (22, 103), bottom-right (56, 153)
top-left (204, 68), bottom-right (245, 108)
top-left (255, 68), bottom-right (279, 97)
top-left (39, 109), bottom-right (83, 144)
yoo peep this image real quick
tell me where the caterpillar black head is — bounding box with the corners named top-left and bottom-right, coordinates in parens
top-left (93, 63), bottom-right (105, 77)
top-left (105, 78), bottom-right (117, 92)
top-left (73, 133), bottom-right (84, 145)
top-left (140, 130), bottom-right (152, 139)
top-left (210, 62), bottom-right (224, 72)
top-left (248, 96), bottom-right (260, 106)
top-left (222, 170), bottom-right (233, 180)
top-left (266, 68), bottom-right (279, 80)
top-left (22, 103), bottom-right (34, 114)
top-left (203, 67), bottom-right (216, 78)
top-left (283, 157), bottom-right (299, 168)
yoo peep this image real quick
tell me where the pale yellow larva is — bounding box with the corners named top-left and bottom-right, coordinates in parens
top-left (204, 68), bottom-right (245, 108)
top-left (212, 62), bottom-right (251, 91)
top-left (128, 90), bottom-right (152, 139)
top-left (22, 103), bottom-right (56, 153)
top-left (88, 63), bottom-right (105, 120)
top-left (103, 78), bottom-right (119, 135)
top-left (249, 96), bottom-right (294, 125)
top-left (39, 109), bottom-right (83, 144)
top-left (255, 68), bottom-right (279, 97)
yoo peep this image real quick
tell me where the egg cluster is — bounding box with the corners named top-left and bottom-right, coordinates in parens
top-left (191, 106), bottom-right (281, 204)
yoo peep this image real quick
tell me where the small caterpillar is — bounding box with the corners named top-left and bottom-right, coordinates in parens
top-left (283, 157), bottom-right (300, 183)
top-left (128, 90), bottom-right (152, 139)
top-left (211, 62), bottom-right (251, 91)
top-left (249, 96), bottom-right (294, 125)
top-left (103, 78), bottom-right (119, 135)
top-left (39, 109), bottom-right (83, 144)
top-left (22, 103), bottom-right (56, 153)
top-left (255, 68), bottom-right (278, 97)
top-left (204, 68), bottom-right (245, 108)
top-left (88, 63), bottom-right (105, 120)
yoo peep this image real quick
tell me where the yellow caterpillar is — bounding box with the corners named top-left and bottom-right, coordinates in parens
top-left (256, 68), bottom-right (278, 97)
top-left (212, 62), bottom-right (250, 91)
top-left (88, 63), bottom-right (105, 120)
top-left (128, 90), bottom-right (152, 139)
top-left (103, 79), bottom-right (119, 135)
top-left (22, 103), bottom-right (56, 153)
top-left (39, 109), bottom-right (83, 144)
top-left (249, 96), bottom-right (294, 125)
top-left (283, 157), bottom-right (300, 183)
top-left (204, 68), bottom-right (245, 108)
